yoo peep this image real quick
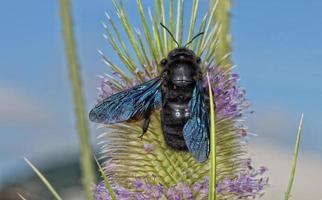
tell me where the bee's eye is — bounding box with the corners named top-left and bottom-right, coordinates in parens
top-left (160, 58), bottom-right (167, 66)
top-left (196, 57), bottom-right (201, 64)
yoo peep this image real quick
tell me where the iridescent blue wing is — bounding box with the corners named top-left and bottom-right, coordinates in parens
top-left (89, 77), bottom-right (162, 124)
top-left (183, 81), bottom-right (210, 162)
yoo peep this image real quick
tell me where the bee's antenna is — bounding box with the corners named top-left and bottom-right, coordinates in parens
top-left (160, 23), bottom-right (180, 47)
top-left (184, 32), bottom-right (204, 48)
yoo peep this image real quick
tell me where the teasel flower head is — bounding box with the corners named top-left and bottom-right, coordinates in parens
top-left (92, 0), bottom-right (268, 199)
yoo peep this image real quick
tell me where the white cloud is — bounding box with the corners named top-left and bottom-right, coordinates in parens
top-left (249, 143), bottom-right (322, 200)
top-left (0, 86), bottom-right (56, 125)
top-left (247, 105), bottom-right (300, 139)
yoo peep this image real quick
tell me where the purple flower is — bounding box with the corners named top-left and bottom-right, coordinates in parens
top-left (132, 179), bottom-right (143, 189)
top-left (205, 66), bottom-right (249, 124)
top-left (143, 143), bottom-right (154, 153)
top-left (213, 162), bottom-right (269, 198)
top-left (93, 163), bottom-right (268, 199)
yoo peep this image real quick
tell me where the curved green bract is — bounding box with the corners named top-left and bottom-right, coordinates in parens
top-left (24, 158), bottom-right (63, 200)
top-left (208, 74), bottom-right (217, 200)
top-left (284, 114), bottom-right (304, 200)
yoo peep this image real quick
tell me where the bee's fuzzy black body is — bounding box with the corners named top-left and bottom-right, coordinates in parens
top-left (160, 47), bottom-right (202, 151)
top-left (89, 24), bottom-right (211, 162)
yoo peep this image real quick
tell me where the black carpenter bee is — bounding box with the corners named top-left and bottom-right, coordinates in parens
top-left (89, 23), bottom-right (210, 162)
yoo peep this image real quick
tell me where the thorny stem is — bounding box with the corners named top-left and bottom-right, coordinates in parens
top-left (60, 0), bottom-right (96, 199)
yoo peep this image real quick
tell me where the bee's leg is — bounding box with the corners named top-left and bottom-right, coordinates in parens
top-left (138, 107), bottom-right (152, 140)
top-left (139, 117), bottom-right (150, 140)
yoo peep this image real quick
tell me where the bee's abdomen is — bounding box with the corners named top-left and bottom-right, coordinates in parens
top-left (161, 101), bottom-right (190, 151)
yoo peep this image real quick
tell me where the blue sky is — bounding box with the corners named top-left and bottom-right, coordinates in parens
top-left (0, 0), bottom-right (321, 187)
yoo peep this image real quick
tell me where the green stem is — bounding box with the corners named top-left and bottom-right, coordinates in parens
top-left (207, 74), bottom-right (217, 200)
top-left (59, 0), bottom-right (95, 199)
top-left (284, 114), bottom-right (304, 200)
top-left (211, 0), bottom-right (232, 69)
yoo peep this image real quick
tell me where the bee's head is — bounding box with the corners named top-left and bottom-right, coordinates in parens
top-left (159, 23), bottom-right (204, 87)
top-left (166, 47), bottom-right (201, 63)
top-left (160, 48), bottom-right (201, 87)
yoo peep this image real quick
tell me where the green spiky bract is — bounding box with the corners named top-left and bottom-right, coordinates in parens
top-left (284, 114), bottom-right (304, 200)
top-left (95, 156), bottom-right (117, 200)
top-left (98, 0), bottom-right (244, 199)
top-left (210, 0), bottom-right (232, 69)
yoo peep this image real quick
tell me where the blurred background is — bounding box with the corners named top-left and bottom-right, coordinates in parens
top-left (0, 0), bottom-right (321, 199)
